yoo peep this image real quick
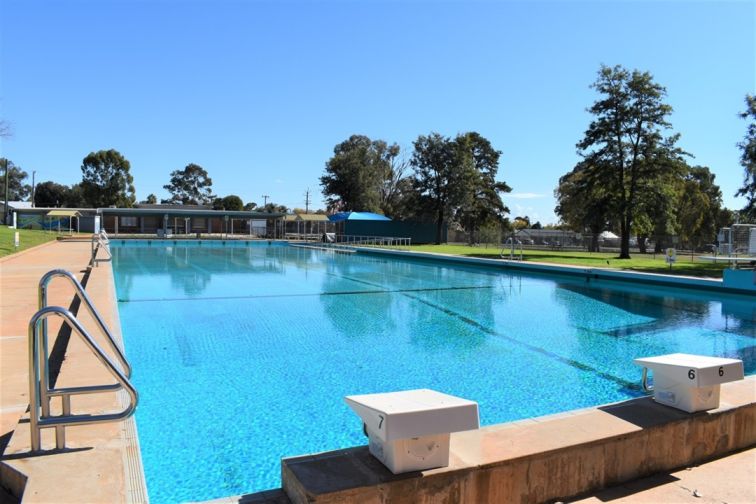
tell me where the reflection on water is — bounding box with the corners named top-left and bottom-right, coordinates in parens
top-left (112, 241), bottom-right (755, 375)
top-left (113, 243), bottom-right (290, 298)
top-left (554, 279), bottom-right (755, 375)
top-left (113, 241), bottom-right (756, 502)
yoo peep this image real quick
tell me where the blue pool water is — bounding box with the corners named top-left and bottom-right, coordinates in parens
top-left (111, 241), bottom-right (755, 503)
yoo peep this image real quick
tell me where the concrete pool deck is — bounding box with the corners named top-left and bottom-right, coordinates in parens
top-left (0, 240), bottom-right (754, 503)
top-left (0, 240), bottom-right (146, 503)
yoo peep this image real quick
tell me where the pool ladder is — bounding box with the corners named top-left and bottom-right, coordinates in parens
top-left (91, 229), bottom-right (111, 266)
top-left (28, 269), bottom-right (137, 452)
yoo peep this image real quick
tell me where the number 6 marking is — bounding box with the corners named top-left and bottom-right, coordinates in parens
top-left (719, 366), bottom-right (724, 377)
top-left (688, 369), bottom-right (696, 380)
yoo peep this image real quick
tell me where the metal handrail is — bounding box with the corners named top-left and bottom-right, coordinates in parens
top-left (91, 230), bottom-right (111, 265)
top-left (317, 235), bottom-right (412, 251)
top-left (641, 367), bottom-right (654, 392)
top-left (39, 269), bottom-right (131, 378)
top-left (28, 306), bottom-right (138, 451)
top-left (500, 239), bottom-right (523, 260)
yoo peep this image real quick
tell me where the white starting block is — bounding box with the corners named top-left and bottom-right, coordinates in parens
top-left (345, 389), bottom-right (479, 474)
top-left (634, 353), bottom-right (744, 413)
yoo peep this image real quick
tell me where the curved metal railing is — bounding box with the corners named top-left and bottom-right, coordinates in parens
top-left (28, 306), bottom-right (137, 451)
top-left (641, 367), bottom-right (654, 392)
top-left (39, 269), bottom-right (131, 378)
top-left (91, 229), bottom-right (111, 265)
top-left (305, 234), bottom-right (412, 251)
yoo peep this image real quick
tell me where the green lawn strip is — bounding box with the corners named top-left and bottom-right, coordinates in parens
top-left (0, 226), bottom-right (60, 257)
top-left (410, 244), bottom-right (728, 279)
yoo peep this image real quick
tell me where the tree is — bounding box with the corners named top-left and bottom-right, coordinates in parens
top-left (736, 94), bottom-right (756, 220)
top-left (555, 159), bottom-right (612, 252)
top-left (34, 181), bottom-right (91, 208)
top-left (34, 181), bottom-right (69, 207)
top-left (163, 163), bottom-right (214, 205)
top-left (379, 150), bottom-right (410, 217)
top-left (243, 202), bottom-right (257, 211)
top-left (576, 65), bottom-right (684, 258)
top-left (478, 222), bottom-right (502, 247)
top-left (80, 149), bottom-right (135, 208)
top-left (1, 124), bottom-right (13, 220)
top-left (512, 216), bottom-right (530, 230)
top-left (320, 135), bottom-right (403, 214)
top-left (676, 166), bottom-right (723, 250)
top-left (411, 132), bottom-right (478, 244)
top-left (141, 194), bottom-right (158, 204)
top-left (0, 158), bottom-right (31, 201)
top-left (631, 151), bottom-right (687, 253)
top-left (65, 183), bottom-right (87, 208)
top-left (452, 132), bottom-right (511, 244)
top-left (214, 195), bottom-right (243, 211)
top-left (261, 202), bottom-right (287, 213)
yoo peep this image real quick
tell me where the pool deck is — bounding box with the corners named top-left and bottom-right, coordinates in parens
top-left (0, 240), bottom-right (146, 503)
top-left (0, 241), bottom-right (754, 503)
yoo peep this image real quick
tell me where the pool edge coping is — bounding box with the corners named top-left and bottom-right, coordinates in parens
top-left (102, 256), bottom-right (150, 504)
top-left (356, 247), bottom-right (756, 295)
top-left (279, 377), bottom-right (756, 503)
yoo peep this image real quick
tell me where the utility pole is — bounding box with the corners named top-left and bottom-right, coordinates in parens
top-left (3, 158), bottom-right (8, 223)
top-left (262, 194), bottom-right (270, 206)
top-left (32, 170), bottom-right (36, 207)
top-left (304, 188), bottom-right (311, 214)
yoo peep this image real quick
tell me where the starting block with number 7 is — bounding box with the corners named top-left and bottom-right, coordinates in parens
top-left (634, 353), bottom-right (744, 413)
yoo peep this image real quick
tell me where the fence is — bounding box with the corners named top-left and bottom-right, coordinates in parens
top-left (448, 228), bottom-right (724, 256)
top-left (308, 234), bottom-right (412, 251)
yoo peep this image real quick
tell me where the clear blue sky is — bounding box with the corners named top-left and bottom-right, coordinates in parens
top-left (1, 0), bottom-right (754, 223)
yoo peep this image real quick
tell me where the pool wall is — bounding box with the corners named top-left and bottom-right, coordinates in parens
top-left (357, 247), bottom-right (756, 295)
top-left (282, 377), bottom-right (756, 504)
top-left (106, 238), bottom-right (755, 295)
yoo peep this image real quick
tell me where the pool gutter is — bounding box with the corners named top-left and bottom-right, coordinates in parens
top-left (281, 377), bottom-right (756, 504)
top-left (356, 248), bottom-right (756, 295)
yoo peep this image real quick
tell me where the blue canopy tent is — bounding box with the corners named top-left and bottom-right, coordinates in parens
top-left (328, 212), bottom-right (392, 222)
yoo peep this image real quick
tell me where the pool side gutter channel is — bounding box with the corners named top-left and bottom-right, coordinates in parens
top-left (357, 247), bottom-right (756, 295)
top-left (278, 377), bottom-right (756, 504)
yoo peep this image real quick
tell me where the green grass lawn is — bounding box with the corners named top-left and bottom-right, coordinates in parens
top-left (0, 226), bottom-right (61, 257)
top-left (410, 244), bottom-right (730, 279)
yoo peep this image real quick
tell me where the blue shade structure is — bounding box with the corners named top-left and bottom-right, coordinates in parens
top-left (328, 212), bottom-right (392, 222)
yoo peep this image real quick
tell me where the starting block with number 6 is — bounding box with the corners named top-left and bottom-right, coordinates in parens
top-left (634, 353), bottom-right (744, 413)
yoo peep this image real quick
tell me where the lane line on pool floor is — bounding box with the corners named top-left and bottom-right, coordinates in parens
top-left (116, 284), bottom-right (496, 303)
top-left (337, 273), bottom-right (643, 393)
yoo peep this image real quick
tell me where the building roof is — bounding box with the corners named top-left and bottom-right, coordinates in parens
top-left (46, 210), bottom-right (81, 217)
top-left (285, 213), bottom-right (330, 222)
top-left (135, 203), bottom-right (211, 210)
top-left (97, 207), bottom-right (285, 219)
top-left (1, 201), bottom-right (33, 209)
top-left (4, 206), bottom-right (96, 215)
top-left (329, 211), bottom-right (392, 222)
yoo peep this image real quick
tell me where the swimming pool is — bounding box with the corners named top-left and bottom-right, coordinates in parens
top-left (111, 241), bottom-right (755, 503)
